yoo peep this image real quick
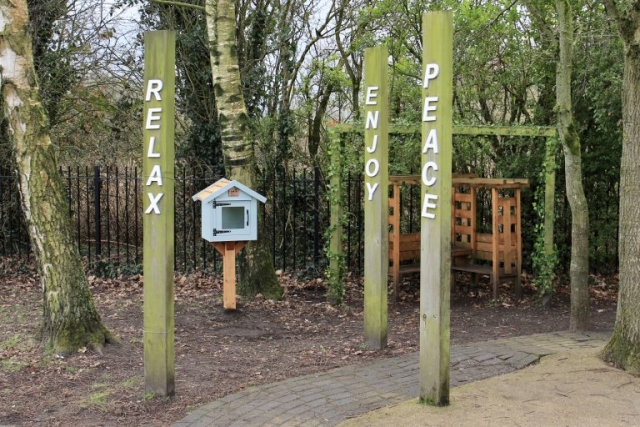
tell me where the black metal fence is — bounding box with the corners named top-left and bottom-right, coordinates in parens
top-left (0, 166), bottom-right (373, 276)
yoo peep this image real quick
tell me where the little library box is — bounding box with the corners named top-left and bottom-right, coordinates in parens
top-left (192, 178), bottom-right (267, 243)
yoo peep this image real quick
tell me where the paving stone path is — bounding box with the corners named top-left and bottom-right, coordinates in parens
top-left (173, 331), bottom-right (609, 427)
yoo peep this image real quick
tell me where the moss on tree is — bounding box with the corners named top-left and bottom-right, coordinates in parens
top-left (602, 330), bottom-right (640, 375)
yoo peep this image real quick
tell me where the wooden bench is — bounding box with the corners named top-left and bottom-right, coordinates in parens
top-left (388, 176), bottom-right (421, 299)
top-left (451, 179), bottom-right (527, 299)
top-left (388, 175), bottom-right (528, 301)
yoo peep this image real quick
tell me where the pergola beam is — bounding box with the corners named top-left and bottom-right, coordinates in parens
top-left (333, 123), bottom-right (556, 137)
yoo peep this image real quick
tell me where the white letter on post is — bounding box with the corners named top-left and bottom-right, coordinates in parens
top-left (366, 182), bottom-right (379, 201)
top-left (147, 136), bottom-right (161, 158)
top-left (365, 86), bottom-right (379, 105)
top-left (422, 97), bottom-right (439, 122)
top-left (423, 63), bottom-right (440, 88)
top-left (421, 161), bottom-right (439, 187)
top-left (421, 193), bottom-right (439, 219)
top-left (145, 108), bottom-right (163, 130)
top-left (365, 110), bottom-right (380, 130)
top-left (422, 129), bottom-right (439, 154)
top-left (146, 165), bottom-right (163, 186)
top-left (145, 193), bottom-right (164, 214)
top-left (365, 159), bottom-right (380, 177)
top-left (366, 135), bottom-right (379, 153)
top-left (145, 79), bottom-right (163, 101)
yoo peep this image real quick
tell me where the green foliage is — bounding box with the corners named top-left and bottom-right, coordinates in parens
top-left (572, 12), bottom-right (623, 272)
top-left (325, 133), bottom-right (347, 305)
top-left (531, 186), bottom-right (558, 302)
top-left (140, 2), bottom-right (223, 171)
top-left (324, 231), bottom-right (347, 305)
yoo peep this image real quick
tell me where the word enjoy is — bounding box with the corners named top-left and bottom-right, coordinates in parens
top-left (364, 86), bottom-right (381, 201)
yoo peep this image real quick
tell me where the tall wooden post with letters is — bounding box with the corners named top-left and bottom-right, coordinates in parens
top-left (419, 11), bottom-right (453, 406)
top-left (143, 31), bottom-right (176, 397)
top-left (363, 46), bottom-right (389, 350)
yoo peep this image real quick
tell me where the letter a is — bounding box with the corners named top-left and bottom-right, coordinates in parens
top-left (146, 165), bottom-right (163, 186)
top-left (422, 129), bottom-right (439, 154)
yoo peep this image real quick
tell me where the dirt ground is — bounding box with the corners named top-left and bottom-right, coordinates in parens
top-left (339, 348), bottom-right (640, 427)
top-left (0, 259), bottom-right (618, 427)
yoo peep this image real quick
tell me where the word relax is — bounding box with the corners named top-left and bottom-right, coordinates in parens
top-left (144, 79), bottom-right (166, 215)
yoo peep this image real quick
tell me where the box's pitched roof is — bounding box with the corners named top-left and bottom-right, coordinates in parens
top-left (192, 178), bottom-right (267, 203)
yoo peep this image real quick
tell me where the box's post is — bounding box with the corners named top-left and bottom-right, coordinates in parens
top-left (224, 242), bottom-right (237, 309)
top-left (363, 45), bottom-right (389, 350)
top-left (213, 241), bottom-right (246, 310)
top-left (143, 30), bottom-right (176, 397)
top-left (419, 11), bottom-right (453, 406)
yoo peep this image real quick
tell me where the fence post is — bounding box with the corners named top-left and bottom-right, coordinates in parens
top-left (93, 165), bottom-right (102, 258)
top-left (313, 164), bottom-right (320, 266)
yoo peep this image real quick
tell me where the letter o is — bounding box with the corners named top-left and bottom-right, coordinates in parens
top-left (365, 159), bottom-right (380, 178)
top-left (422, 161), bottom-right (439, 186)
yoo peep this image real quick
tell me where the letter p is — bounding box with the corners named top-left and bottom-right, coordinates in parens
top-left (423, 64), bottom-right (440, 89)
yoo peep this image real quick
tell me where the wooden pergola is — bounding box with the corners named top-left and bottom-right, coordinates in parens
top-left (328, 124), bottom-right (557, 298)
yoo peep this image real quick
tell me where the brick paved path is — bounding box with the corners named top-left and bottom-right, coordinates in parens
top-left (173, 331), bottom-right (609, 427)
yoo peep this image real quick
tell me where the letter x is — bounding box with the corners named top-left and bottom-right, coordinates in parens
top-left (145, 193), bottom-right (164, 214)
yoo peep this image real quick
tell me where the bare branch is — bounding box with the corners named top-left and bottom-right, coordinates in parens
top-left (150, 0), bottom-right (205, 12)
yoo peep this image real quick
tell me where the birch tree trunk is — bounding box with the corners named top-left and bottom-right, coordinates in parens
top-left (602, 0), bottom-right (640, 373)
top-left (0, 0), bottom-right (113, 355)
top-left (205, 0), bottom-right (281, 299)
top-left (556, 0), bottom-right (590, 331)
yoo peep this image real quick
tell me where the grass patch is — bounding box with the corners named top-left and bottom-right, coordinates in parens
top-left (0, 335), bottom-right (21, 350)
top-left (120, 376), bottom-right (141, 388)
top-left (0, 304), bottom-right (31, 326)
top-left (1, 359), bottom-right (27, 372)
top-left (143, 391), bottom-right (157, 402)
top-left (82, 391), bottom-right (112, 411)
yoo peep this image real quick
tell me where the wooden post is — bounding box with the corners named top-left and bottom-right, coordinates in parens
top-left (214, 242), bottom-right (247, 310)
top-left (143, 30), bottom-right (176, 397)
top-left (491, 187), bottom-right (499, 300)
top-left (329, 130), bottom-right (344, 303)
top-left (515, 189), bottom-right (523, 298)
top-left (363, 45), bottom-right (389, 350)
top-left (544, 137), bottom-right (557, 256)
top-left (419, 11), bottom-right (453, 406)
top-left (389, 182), bottom-right (401, 300)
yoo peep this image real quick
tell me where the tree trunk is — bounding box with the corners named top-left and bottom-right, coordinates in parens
top-left (602, 0), bottom-right (640, 373)
top-left (0, 0), bottom-right (113, 355)
top-left (556, 0), bottom-right (589, 331)
top-left (205, 0), bottom-right (281, 299)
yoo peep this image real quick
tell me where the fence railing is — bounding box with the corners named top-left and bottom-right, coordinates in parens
top-left (1, 166), bottom-right (531, 278)
top-left (0, 166), bottom-right (373, 276)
